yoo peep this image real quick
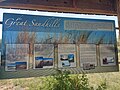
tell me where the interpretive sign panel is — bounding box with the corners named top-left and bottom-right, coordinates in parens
top-left (34, 44), bottom-right (54, 69)
top-left (100, 44), bottom-right (116, 66)
top-left (0, 13), bottom-right (118, 79)
top-left (6, 44), bottom-right (29, 71)
top-left (80, 44), bottom-right (97, 70)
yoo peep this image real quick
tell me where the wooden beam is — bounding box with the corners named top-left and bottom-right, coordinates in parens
top-left (117, 0), bottom-right (120, 39)
top-left (0, 0), bottom-right (117, 15)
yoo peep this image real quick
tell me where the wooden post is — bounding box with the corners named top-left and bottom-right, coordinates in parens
top-left (117, 0), bottom-right (120, 40)
top-left (117, 0), bottom-right (120, 63)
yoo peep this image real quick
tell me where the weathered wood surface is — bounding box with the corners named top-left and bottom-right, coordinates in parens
top-left (0, 0), bottom-right (117, 15)
top-left (116, 0), bottom-right (120, 38)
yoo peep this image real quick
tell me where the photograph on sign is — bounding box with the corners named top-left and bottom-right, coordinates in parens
top-left (58, 44), bottom-right (76, 68)
top-left (79, 44), bottom-right (97, 70)
top-left (6, 44), bottom-right (29, 71)
top-left (100, 44), bottom-right (116, 66)
top-left (34, 44), bottom-right (54, 69)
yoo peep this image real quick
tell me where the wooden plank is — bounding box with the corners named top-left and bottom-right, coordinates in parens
top-left (0, 0), bottom-right (73, 7)
top-left (76, 0), bottom-right (115, 10)
top-left (0, 0), bottom-right (117, 15)
top-left (116, 0), bottom-right (120, 39)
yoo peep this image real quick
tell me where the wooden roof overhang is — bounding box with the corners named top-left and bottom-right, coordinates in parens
top-left (0, 0), bottom-right (118, 15)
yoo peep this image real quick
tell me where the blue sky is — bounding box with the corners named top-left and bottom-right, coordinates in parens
top-left (0, 8), bottom-right (119, 39)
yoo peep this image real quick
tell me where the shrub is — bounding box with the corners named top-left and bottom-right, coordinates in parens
top-left (13, 69), bottom-right (107, 90)
top-left (44, 69), bottom-right (107, 90)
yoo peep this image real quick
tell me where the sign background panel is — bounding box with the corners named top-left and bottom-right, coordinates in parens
top-left (0, 13), bottom-right (118, 79)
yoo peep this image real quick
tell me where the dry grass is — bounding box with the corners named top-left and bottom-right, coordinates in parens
top-left (0, 70), bottom-right (120, 90)
top-left (87, 72), bottom-right (120, 90)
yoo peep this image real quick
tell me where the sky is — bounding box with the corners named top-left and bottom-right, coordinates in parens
top-left (0, 8), bottom-right (119, 39)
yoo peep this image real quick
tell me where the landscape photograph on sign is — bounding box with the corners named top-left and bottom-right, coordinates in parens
top-left (5, 44), bottom-right (29, 71)
top-left (16, 62), bottom-right (27, 70)
top-left (34, 44), bottom-right (54, 69)
top-left (2, 30), bottom-right (116, 45)
top-left (58, 44), bottom-right (76, 68)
